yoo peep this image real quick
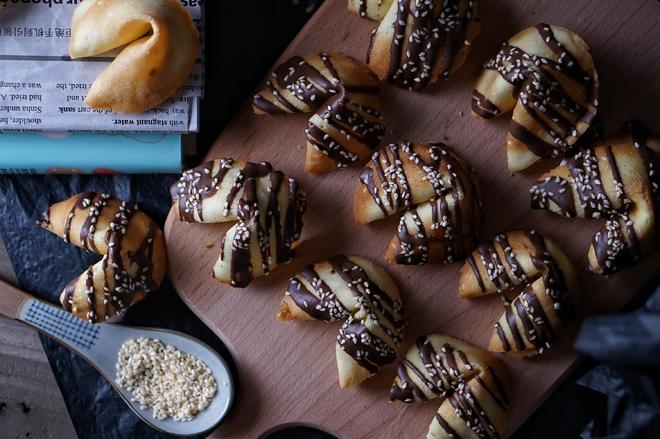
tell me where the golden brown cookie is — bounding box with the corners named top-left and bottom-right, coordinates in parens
top-left (170, 159), bottom-right (306, 288)
top-left (531, 122), bottom-right (660, 275)
top-left (355, 142), bottom-right (482, 265)
top-left (349, 0), bottom-right (481, 90)
top-left (391, 334), bottom-right (510, 439)
top-left (459, 230), bottom-right (577, 356)
top-left (253, 52), bottom-right (385, 173)
top-left (472, 24), bottom-right (598, 172)
top-left (69, 0), bottom-right (199, 113)
top-left (39, 193), bottom-right (167, 322)
top-left (277, 255), bottom-right (405, 388)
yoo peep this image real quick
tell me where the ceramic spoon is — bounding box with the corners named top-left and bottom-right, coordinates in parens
top-left (0, 278), bottom-right (235, 437)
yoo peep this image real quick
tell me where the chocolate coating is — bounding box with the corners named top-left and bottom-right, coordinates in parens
top-left (171, 159), bottom-right (306, 287)
top-left (286, 255), bottom-right (405, 376)
top-left (254, 53), bottom-right (385, 171)
top-left (391, 335), bottom-right (509, 438)
top-left (530, 121), bottom-right (659, 275)
top-left (473, 24), bottom-right (598, 161)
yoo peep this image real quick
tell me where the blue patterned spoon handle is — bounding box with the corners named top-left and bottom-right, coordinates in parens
top-left (18, 297), bottom-right (100, 353)
top-left (0, 279), bottom-right (99, 354)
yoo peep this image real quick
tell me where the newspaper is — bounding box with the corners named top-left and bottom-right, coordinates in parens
top-left (0, 0), bottom-right (204, 133)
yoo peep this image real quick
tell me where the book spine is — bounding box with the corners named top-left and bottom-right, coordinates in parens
top-left (0, 132), bottom-right (183, 174)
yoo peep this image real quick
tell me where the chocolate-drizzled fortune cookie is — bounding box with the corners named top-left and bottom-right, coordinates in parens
top-left (355, 142), bottom-right (482, 265)
top-left (459, 230), bottom-right (577, 356)
top-left (391, 334), bottom-right (510, 439)
top-left (472, 24), bottom-right (599, 172)
top-left (277, 255), bottom-right (405, 388)
top-left (39, 193), bottom-right (167, 323)
top-left (170, 159), bottom-right (306, 288)
top-left (348, 0), bottom-right (481, 91)
top-left (530, 122), bottom-right (660, 275)
top-left (253, 52), bottom-right (385, 173)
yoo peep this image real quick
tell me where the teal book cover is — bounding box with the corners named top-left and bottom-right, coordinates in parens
top-left (0, 132), bottom-right (183, 174)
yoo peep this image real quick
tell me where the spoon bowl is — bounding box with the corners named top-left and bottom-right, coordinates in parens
top-left (0, 280), bottom-right (234, 437)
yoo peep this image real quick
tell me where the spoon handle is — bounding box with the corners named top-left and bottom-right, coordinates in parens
top-left (0, 278), bottom-right (99, 354)
top-left (18, 298), bottom-right (101, 353)
top-left (0, 277), bottom-right (32, 319)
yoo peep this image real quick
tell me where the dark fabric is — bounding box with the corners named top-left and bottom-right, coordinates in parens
top-left (574, 285), bottom-right (660, 439)
top-left (575, 286), bottom-right (660, 368)
top-left (578, 364), bottom-right (660, 439)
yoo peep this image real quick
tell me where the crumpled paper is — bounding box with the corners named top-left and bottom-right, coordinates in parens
top-left (0, 173), bottom-right (233, 439)
top-left (575, 284), bottom-right (660, 439)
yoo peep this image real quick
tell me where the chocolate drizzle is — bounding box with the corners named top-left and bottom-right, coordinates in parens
top-left (390, 336), bottom-right (509, 439)
top-left (45, 194), bottom-right (163, 323)
top-left (358, 0), bottom-right (368, 18)
top-left (394, 191), bottom-right (479, 264)
top-left (466, 231), bottom-right (573, 354)
top-left (473, 23), bottom-right (598, 160)
top-left (592, 212), bottom-right (641, 273)
top-left (171, 158), bottom-right (234, 223)
top-left (371, 0), bottom-right (478, 90)
top-left (530, 147), bottom-right (618, 220)
top-left (61, 191), bottom-right (96, 243)
top-left (229, 162), bottom-right (301, 287)
top-left (531, 121), bottom-right (659, 275)
top-left (253, 53), bottom-right (385, 169)
top-left (286, 255), bottom-right (405, 375)
top-left (594, 122), bottom-right (658, 273)
top-left (79, 192), bottom-right (110, 252)
top-left (172, 159), bottom-right (307, 288)
top-left (360, 142), bottom-right (481, 264)
top-left (391, 338), bottom-right (468, 403)
top-left (445, 383), bottom-right (499, 438)
top-left (227, 164), bottom-right (305, 287)
top-left (466, 233), bottom-right (526, 304)
top-left (529, 175), bottom-right (575, 218)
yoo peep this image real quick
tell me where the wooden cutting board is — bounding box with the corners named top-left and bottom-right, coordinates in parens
top-left (164, 1), bottom-right (660, 437)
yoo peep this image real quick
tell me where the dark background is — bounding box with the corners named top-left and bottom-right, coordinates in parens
top-left (0, 1), bottom-right (658, 438)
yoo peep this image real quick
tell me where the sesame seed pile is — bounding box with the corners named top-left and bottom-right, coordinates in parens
top-left (116, 337), bottom-right (217, 422)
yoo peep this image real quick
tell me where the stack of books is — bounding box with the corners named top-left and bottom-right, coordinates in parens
top-left (0, 1), bottom-right (204, 174)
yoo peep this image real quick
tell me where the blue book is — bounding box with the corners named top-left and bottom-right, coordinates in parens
top-left (0, 132), bottom-right (187, 174)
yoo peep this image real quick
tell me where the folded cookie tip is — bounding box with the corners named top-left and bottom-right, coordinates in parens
top-left (275, 300), bottom-right (295, 321)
